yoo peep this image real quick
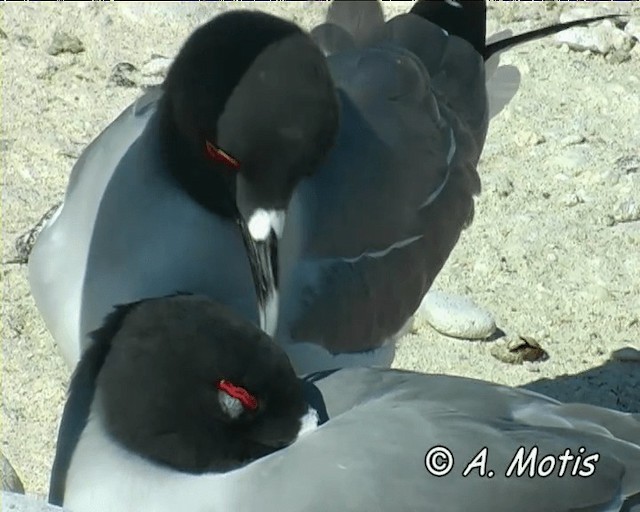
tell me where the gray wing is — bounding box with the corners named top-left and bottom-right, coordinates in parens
top-left (277, 9), bottom-right (487, 356)
top-left (65, 87), bottom-right (162, 196)
top-left (311, 0), bottom-right (385, 55)
top-left (239, 369), bottom-right (640, 512)
top-left (28, 88), bottom-right (162, 367)
top-left (48, 310), bottom-right (119, 506)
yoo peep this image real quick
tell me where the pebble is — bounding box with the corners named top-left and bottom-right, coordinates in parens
top-left (606, 49), bottom-right (632, 65)
top-left (602, 214), bottom-right (617, 227)
top-left (2, 452), bottom-right (24, 494)
top-left (16, 34), bottom-right (35, 48)
top-left (12, 202), bottom-right (62, 265)
top-left (47, 30), bottom-right (85, 56)
top-left (561, 193), bottom-right (584, 208)
top-left (1, 492), bottom-right (66, 511)
top-left (417, 291), bottom-right (496, 340)
top-left (560, 134), bottom-right (586, 147)
top-left (583, 284), bottom-right (611, 302)
top-left (625, 18), bottom-right (640, 43)
top-left (108, 62), bottom-right (139, 88)
top-left (547, 147), bottom-right (589, 176)
top-left (514, 130), bottom-right (545, 147)
top-left (141, 55), bottom-right (173, 78)
top-left (600, 170), bottom-right (620, 186)
top-left (613, 199), bottom-right (640, 225)
top-left (615, 154), bottom-right (640, 175)
top-left (138, 55), bottom-right (173, 87)
top-left (490, 335), bottom-right (549, 365)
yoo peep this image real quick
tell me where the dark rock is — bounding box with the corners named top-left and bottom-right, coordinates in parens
top-left (47, 30), bottom-right (85, 56)
top-left (108, 62), bottom-right (139, 88)
top-left (11, 202), bottom-right (62, 265)
top-left (1, 452), bottom-right (25, 494)
top-left (491, 335), bottom-right (549, 365)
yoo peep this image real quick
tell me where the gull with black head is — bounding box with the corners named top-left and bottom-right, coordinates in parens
top-left (28, 2), bottom-right (622, 374)
top-left (51, 294), bottom-right (640, 512)
top-left (27, 9), bottom-right (339, 368)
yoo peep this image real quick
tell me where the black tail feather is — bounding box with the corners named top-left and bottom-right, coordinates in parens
top-left (484, 15), bottom-right (625, 60)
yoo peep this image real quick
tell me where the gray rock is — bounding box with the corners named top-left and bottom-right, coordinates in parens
top-left (418, 291), bottom-right (496, 340)
top-left (606, 48), bottom-right (632, 64)
top-left (615, 154), bottom-right (640, 175)
top-left (1, 453), bottom-right (24, 494)
top-left (514, 130), bottom-right (545, 147)
top-left (16, 34), bottom-right (35, 48)
top-left (139, 55), bottom-right (173, 87)
top-left (560, 134), bottom-right (586, 147)
top-left (490, 335), bottom-right (549, 365)
top-left (561, 193), bottom-right (584, 208)
top-left (625, 18), bottom-right (640, 43)
top-left (1, 492), bottom-right (66, 511)
top-left (612, 199), bottom-right (640, 225)
top-left (141, 55), bottom-right (173, 78)
top-left (554, 17), bottom-right (634, 56)
top-left (47, 30), bottom-right (85, 56)
top-left (547, 146), bottom-right (590, 176)
top-left (108, 62), bottom-right (139, 88)
top-left (11, 202), bottom-right (63, 265)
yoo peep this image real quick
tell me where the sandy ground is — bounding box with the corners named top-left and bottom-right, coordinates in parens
top-left (1, 1), bottom-right (639, 500)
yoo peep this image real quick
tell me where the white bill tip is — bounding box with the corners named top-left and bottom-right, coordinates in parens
top-left (247, 209), bottom-right (286, 241)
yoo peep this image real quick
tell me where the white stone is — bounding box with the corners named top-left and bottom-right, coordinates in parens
top-left (554, 19), bottom-right (633, 56)
top-left (546, 147), bottom-right (589, 175)
top-left (613, 199), bottom-right (640, 224)
top-left (141, 55), bottom-right (173, 77)
top-left (417, 291), bottom-right (496, 340)
top-left (560, 134), bottom-right (586, 147)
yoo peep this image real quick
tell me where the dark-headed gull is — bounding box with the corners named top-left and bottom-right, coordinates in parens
top-left (28, 10), bottom-right (339, 368)
top-left (28, 2), bottom-right (620, 373)
top-left (50, 294), bottom-right (640, 512)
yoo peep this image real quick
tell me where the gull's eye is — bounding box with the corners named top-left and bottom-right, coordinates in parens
top-left (205, 140), bottom-right (240, 170)
top-left (216, 379), bottom-right (259, 418)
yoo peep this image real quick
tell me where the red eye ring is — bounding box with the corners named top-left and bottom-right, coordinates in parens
top-left (216, 379), bottom-right (258, 411)
top-left (205, 140), bottom-right (240, 170)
